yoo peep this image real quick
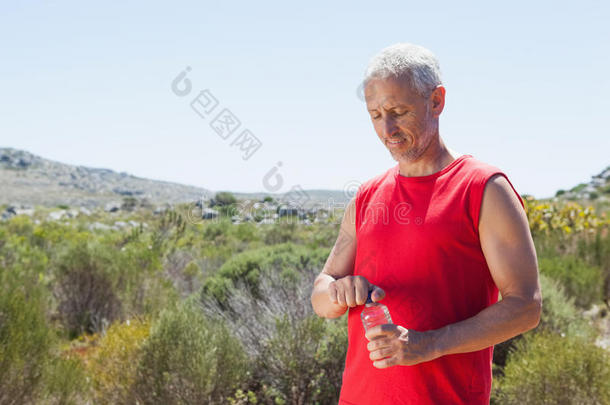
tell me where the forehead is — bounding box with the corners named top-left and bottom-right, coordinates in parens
top-left (364, 76), bottom-right (420, 107)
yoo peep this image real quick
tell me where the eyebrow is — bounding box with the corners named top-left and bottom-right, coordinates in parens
top-left (367, 104), bottom-right (410, 112)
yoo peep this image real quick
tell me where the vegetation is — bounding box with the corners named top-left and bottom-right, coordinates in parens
top-left (0, 196), bottom-right (609, 404)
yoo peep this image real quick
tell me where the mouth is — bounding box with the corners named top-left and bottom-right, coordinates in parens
top-left (386, 138), bottom-right (405, 148)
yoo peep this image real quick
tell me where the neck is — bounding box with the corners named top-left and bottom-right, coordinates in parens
top-left (397, 137), bottom-right (460, 177)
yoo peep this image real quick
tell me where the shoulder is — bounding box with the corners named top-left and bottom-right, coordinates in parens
top-left (482, 174), bottom-right (526, 216)
top-left (462, 156), bottom-right (525, 233)
top-left (459, 156), bottom-right (504, 181)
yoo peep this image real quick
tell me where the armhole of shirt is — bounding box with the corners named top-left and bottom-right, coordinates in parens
top-left (472, 171), bottom-right (525, 236)
top-left (354, 185), bottom-right (363, 232)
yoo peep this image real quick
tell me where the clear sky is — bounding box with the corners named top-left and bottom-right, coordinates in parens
top-left (1, 1), bottom-right (608, 199)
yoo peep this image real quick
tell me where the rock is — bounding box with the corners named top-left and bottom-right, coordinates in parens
top-left (48, 211), bottom-right (66, 221)
top-left (105, 202), bottom-right (121, 213)
top-left (202, 208), bottom-right (218, 219)
top-left (277, 205), bottom-right (299, 217)
top-left (89, 222), bottom-right (111, 231)
top-left (14, 208), bottom-right (35, 217)
top-left (66, 209), bottom-right (79, 218)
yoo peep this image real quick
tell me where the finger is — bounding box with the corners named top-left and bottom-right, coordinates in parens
top-left (328, 282), bottom-right (338, 304)
top-left (369, 346), bottom-right (393, 361)
top-left (371, 286), bottom-right (386, 302)
top-left (336, 284), bottom-right (347, 307)
top-left (365, 324), bottom-right (383, 341)
top-left (373, 356), bottom-right (397, 369)
top-left (365, 323), bottom-right (396, 341)
top-left (354, 277), bottom-right (367, 305)
top-left (345, 285), bottom-right (357, 307)
top-left (367, 338), bottom-right (389, 352)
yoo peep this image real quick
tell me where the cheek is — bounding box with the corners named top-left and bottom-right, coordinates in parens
top-left (372, 123), bottom-right (385, 138)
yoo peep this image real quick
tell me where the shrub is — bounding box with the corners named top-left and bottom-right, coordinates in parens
top-left (259, 314), bottom-right (347, 405)
top-left (202, 270), bottom-right (347, 405)
top-left (576, 228), bottom-right (610, 303)
top-left (213, 192), bottom-right (237, 206)
top-left (535, 273), bottom-right (596, 339)
top-left (202, 219), bottom-right (231, 245)
top-left (87, 318), bottom-right (150, 404)
top-left (201, 243), bottom-right (327, 303)
top-left (52, 241), bottom-right (123, 337)
top-left (133, 300), bottom-right (247, 404)
top-left (493, 273), bottom-right (596, 371)
top-left (263, 220), bottom-right (300, 245)
top-left (538, 255), bottom-right (603, 308)
top-left (492, 332), bottom-right (610, 404)
top-left (40, 355), bottom-right (88, 405)
top-left (0, 266), bottom-right (52, 405)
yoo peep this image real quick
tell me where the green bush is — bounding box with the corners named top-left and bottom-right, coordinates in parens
top-left (133, 299), bottom-right (248, 404)
top-left (40, 355), bottom-right (88, 405)
top-left (202, 219), bottom-right (232, 245)
top-left (52, 241), bottom-right (124, 337)
top-left (119, 237), bottom-right (176, 317)
top-left (538, 255), bottom-right (603, 309)
top-left (536, 273), bottom-right (596, 339)
top-left (492, 332), bottom-right (610, 404)
top-left (263, 220), bottom-right (300, 245)
top-left (0, 267), bottom-right (52, 405)
top-left (213, 191), bottom-right (237, 206)
top-left (576, 228), bottom-right (610, 303)
top-left (493, 273), bottom-right (596, 371)
top-left (201, 243), bottom-right (327, 302)
top-left (202, 270), bottom-right (347, 404)
top-left (257, 314), bottom-right (347, 405)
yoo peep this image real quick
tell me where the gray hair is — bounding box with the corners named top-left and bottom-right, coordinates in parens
top-left (363, 43), bottom-right (443, 97)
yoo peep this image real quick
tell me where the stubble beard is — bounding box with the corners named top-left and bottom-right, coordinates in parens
top-left (389, 111), bottom-right (438, 164)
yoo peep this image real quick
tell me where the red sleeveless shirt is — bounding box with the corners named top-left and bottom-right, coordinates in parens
top-left (338, 155), bottom-right (524, 405)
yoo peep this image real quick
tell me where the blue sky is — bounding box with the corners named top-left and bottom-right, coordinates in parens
top-left (1, 1), bottom-right (608, 198)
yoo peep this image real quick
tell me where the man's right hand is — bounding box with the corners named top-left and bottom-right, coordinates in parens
top-left (328, 275), bottom-right (386, 308)
top-left (312, 196), bottom-right (386, 318)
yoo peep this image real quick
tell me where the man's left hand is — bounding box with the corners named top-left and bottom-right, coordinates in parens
top-left (365, 324), bottom-right (440, 368)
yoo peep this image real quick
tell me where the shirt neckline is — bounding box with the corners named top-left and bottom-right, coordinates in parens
top-left (394, 154), bottom-right (472, 183)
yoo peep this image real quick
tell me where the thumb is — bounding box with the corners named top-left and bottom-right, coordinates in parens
top-left (370, 286), bottom-right (385, 302)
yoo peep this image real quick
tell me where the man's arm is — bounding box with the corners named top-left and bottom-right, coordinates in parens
top-left (311, 197), bottom-right (358, 319)
top-left (311, 197), bottom-right (386, 319)
top-left (366, 174), bottom-right (542, 367)
top-left (430, 174), bottom-right (542, 356)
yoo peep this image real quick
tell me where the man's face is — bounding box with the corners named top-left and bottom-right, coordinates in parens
top-left (364, 76), bottom-right (443, 163)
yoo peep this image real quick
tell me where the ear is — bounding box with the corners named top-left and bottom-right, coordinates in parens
top-left (429, 85), bottom-right (446, 117)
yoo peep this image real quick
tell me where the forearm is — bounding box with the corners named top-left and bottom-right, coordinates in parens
top-left (311, 273), bottom-right (348, 319)
top-left (431, 295), bottom-right (541, 357)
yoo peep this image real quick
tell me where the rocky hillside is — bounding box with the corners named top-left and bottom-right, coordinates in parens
top-left (0, 148), bottom-right (214, 208)
top-left (556, 165), bottom-right (610, 201)
top-left (0, 148), bottom-right (350, 209)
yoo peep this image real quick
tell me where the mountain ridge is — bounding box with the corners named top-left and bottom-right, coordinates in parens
top-left (0, 148), bottom-right (350, 208)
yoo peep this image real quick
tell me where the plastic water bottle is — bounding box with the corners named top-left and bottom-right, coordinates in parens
top-left (361, 290), bottom-right (392, 331)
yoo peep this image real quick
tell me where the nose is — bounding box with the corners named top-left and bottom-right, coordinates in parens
top-left (381, 117), bottom-right (399, 139)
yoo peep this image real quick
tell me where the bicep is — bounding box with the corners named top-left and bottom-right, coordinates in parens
top-left (479, 175), bottom-right (540, 302)
top-left (320, 196), bottom-right (357, 279)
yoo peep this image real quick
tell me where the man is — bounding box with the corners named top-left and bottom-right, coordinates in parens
top-left (310, 43), bottom-right (542, 404)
